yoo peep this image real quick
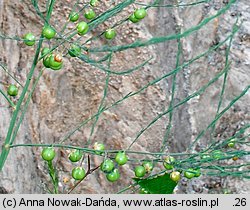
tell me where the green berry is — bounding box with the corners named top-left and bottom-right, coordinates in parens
top-left (84, 8), bottom-right (96, 20)
top-left (101, 159), bottom-right (114, 173)
top-left (104, 28), bottom-right (116, 40)
top-left (106, 168), bottom-right (120, 182)
top-left (170, 171), bottom-right (181, 182)
top-left (72, 167), bottom-right (86, 180)
top-left (134, 165), bottom-right (146, 177)
top-left (134, 8), bottom-right (147, 20)
top-left (77, 21), bottom-right (89, 35)
top-left (129, 13), bottom-right (140, 23)
top-left (7, 84), bottom-right (18, 96)
top-left (194, 168), bottom-right (201, 177)
top-left (50, 63), bottom-right (63, 70)
top-left (228, 139), bottom-right (236, 148)
top-left (43, 55), bottom-right (51, 68)
top-left (48, 54), bottom-right (63, 70)
top-left (184, 168), bottom-right (195, 179)
top-left (68, 150), bottom-right (83, 162)
top-left (41, 147), bottom-right (56, 161)
top-left (90, 0), bottom-right (99, 7)
top-left (163, 156), bottom-right (175, 170)
top-left (68, 44), bottom-right (81, 57)
top-left (142, 161), bottom-right (154, 173)
top-left (69, 12), bottom-right (79, 22)
top-left (42, 26), bottom-right (56, 39)
top-left (41, 47), bottom-right (50, 57)
top-left (201, 154), bottom-right (211, 160)
top-left (93, 142), bottom-right (105, 155)
top-left (115, 152), bottom-right (128, 165)
top-left (212, 150), bottom-right (223, 160)
top-left (23, 33), bottom-right (36, 46)
top-left (228, 142), bottom-right (235, 148)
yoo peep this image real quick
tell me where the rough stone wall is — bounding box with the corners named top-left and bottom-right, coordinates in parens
top-left (0, 0), bottom-right (249, 193)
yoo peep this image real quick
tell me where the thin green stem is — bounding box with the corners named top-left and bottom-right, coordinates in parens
top-left (127, 65), bottom-right (230, 150)
top-left (0, 63), bottom-right (23, 87)
top-left (9, 143), bottom-right (195, 157)
top-left (188, 85), bottom-right (250, 150)
top-left (85, 54), bottom-right (112, 147)
top-left (160, 37), bottom-right (182, 153)
top-left (0, 37), bottom-right (43, 170)
top-left (135, 0), bottom-right (210, 8)
top-left (89, 0), bottom-right (236, 53)
top-left (47, 160), bottom-right (58, 194)
top-left (0, 0), bottom-right (56, 171)
top-left (57, 30), bottom-right (235, 145)
top-left (0, 89), bottom-right (16, 108)
top-left (209, 17), bottom-right (239, 139)
top-left (10, 69), bottom-right (44, 145)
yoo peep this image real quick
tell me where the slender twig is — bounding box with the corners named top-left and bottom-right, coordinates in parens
top-left (67, 155), bottom-right (100, 194)
top-left (0, 89), bottom-right (16, 108)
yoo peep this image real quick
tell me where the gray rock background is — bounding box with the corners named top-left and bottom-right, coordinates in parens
top-left (0, 0), bottom-right (249, 193)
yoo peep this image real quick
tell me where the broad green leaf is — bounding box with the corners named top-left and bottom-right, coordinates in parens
top-left (133, 173), bottom-right (178, 194)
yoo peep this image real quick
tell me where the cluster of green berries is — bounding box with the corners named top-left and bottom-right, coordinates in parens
top-left (39, 141), bottom-right (237, 184)
top-left (69, 9), bottom-right (96, 23)
top-left (71, 11), bottom-right (116, 40)
top-left (129, 8), bottom-right (147, 23)
top-left (23, 26), bottom-right (56, 47)
top-left (21, 4), bottom-right (148, 75)
top-left (201, 150), bottom-right (225, 161)
top-left (94, 142), bottom-right (154, 181)
top-left (68, 150), bottom-right (85, 180)
top-left (41, 147), bottom-right (86, 180)
top-left (40, 143), bottom-right (128, 182)
top-left (23, 25), bottom-right (63, 70)
top-left (94, 142), bottom-right (128, 182)
top-left (69, 0), bottom-right (99, 22)
top-left (169, 169), bottom-right (201, 182)
top-left (42, 50), bottom-right (63, 71)
top-left (163, 156), bottom-right (201, 182)
top-left (69, 2), bottom-right (116, 40)
top-left (134, 161), bottom-right (154, 178)
top-left (101, 151), bottom-right (128, 182)
top-left (165, 144), bottom-right (236, 183)
top-left (40, 147), bottom-right (202, 184)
